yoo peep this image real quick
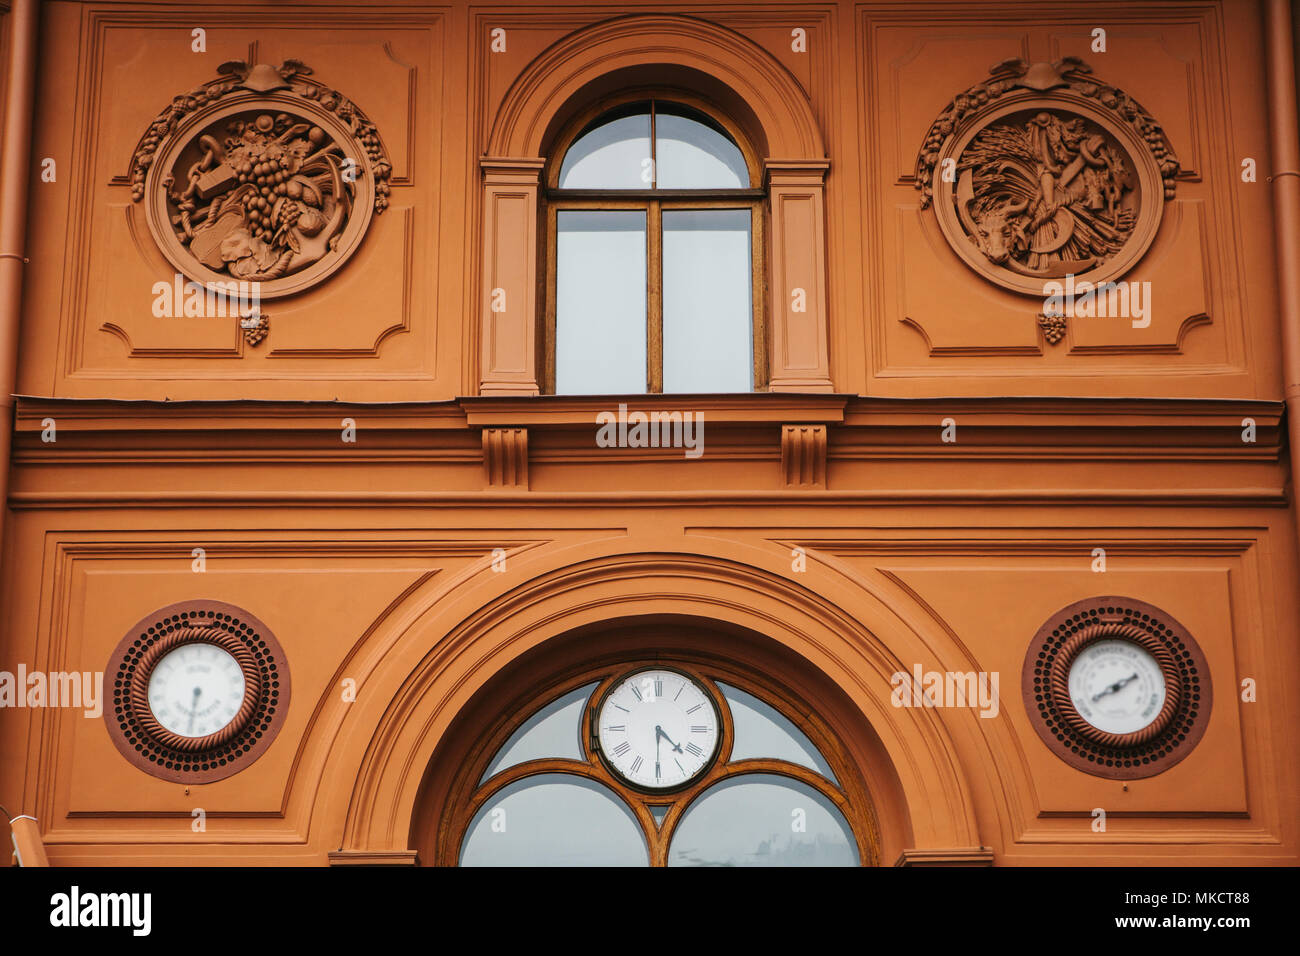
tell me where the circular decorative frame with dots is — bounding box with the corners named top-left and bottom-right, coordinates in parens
top-left (104, 600), bottom-right (290, 783)
top-left (1021, 596), bottom-right (1211, 780)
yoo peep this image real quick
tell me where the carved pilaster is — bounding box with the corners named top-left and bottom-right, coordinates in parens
top-left (780, 424), bottom-right (826, 488)
top-left (479, 158), bottom-right (545, 396)
top-left (765, 160), bottom-right (833, 393)
top-left (482, 427), bottom-right (528, 489)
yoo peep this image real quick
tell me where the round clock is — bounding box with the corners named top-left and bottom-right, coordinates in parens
top-left (104, 600), bottom-right (290, 782)
top-left (1067, 639), bottom-right (1166, 736)
top-left (146, 642), bottom-right (248, 739)
top-left (1023, 597), bottom-right (1211, 779)
top-left (595, 668), bottom-right (721, 791)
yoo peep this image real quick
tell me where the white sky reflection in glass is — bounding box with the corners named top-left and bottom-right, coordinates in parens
top-left (480, 682), bottom-right (598, 783)
top-left (667, 774), bottom-right (857, 867)
top-left (556, 210), bottom-right (647, 394)
top-left (655, 111), bottom-right (748, 188)
top-left (460, 773), bottom-right (649, 866)
top-left (718, 682), bottom-right (837, 781)
top-left (558, 112), bottom-right (652, 189)
top-left (662, 209), bottom-right (752, 393)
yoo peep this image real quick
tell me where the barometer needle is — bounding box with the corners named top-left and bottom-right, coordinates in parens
top-left (1092, 672), bottom-right (1139, 702)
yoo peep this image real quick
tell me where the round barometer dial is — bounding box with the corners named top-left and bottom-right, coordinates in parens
top-left (1067, 638), bottom-right (1166, 735)
top-left (146, 642), bottom-right (247, 738)
top-left (596, 669), bottom-right (720, 791)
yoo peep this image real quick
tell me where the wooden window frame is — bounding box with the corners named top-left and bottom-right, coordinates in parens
top-left (541, 93), bottom-right (769, 395)
top-left (437, 656), bottom-right (879, 867)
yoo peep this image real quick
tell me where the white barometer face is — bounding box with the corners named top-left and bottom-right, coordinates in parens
top-left (1068, 639), bottom-right (1166, 735)
top-left (596, 669), bottom-right (720, 791)
top-left (147, 643), bottom-right (246, 738)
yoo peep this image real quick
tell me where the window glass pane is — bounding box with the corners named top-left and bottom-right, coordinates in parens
top-left (556, 210), bottom-right (647, 394)
top-left (718, 683), bottom-right (838, 783)
top-left (460, 774), bottom-right (649, 866)
top-left (558, 112), bottom-right (652, 189)
top-left (667, 774), bottom-right (858, 867)
top-left (655, 112), bottom-right (748, 188)
top-left (480, 682), bottom-right (598, 783)
top-left (662, 209), bottom-right (752, 393)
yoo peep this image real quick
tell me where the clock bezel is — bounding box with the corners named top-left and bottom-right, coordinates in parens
top-left (1057, 632), bottom-right (1179, 748)
top-left (591, 665), bottom-right (725, 794)
top-left (135, 627), bottom-right (261, 751)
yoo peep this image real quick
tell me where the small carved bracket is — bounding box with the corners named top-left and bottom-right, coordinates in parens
top-left (781, 424), bottom-right (827, 489)
top-left (482, 427), bottom-right (528, 489)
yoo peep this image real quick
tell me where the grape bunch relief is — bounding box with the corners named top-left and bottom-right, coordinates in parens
top-left (168, 111), bottom-right (353, 282)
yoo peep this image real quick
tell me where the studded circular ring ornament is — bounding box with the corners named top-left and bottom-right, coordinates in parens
top-left (128, 59), bottom-right (392, 299)
top-left (1022, 597), bottom-right (1210, 779)
top-left (104, 600), bottom-right (290, 782)
top-left (915, 57), bottom-right (1179, 295)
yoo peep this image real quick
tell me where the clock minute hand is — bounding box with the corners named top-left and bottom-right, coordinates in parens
top-left (1091, 672), bottom-right (1139, 702)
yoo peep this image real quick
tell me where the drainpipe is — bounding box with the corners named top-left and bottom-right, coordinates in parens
top-left (0, 0), bottom-right (39, 833)
top-left (1265, 0), bottom-right (1300, 558)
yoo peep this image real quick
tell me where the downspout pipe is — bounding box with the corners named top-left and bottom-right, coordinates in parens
top-left (0, 0), bottom-right (40, 827)
top-left (1265, 0), bottom-right (1300, 558)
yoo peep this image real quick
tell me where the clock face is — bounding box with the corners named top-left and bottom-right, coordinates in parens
top-left (596, 669), bottom-right (721, 791)
top-left (1068, 639), bottom-right (1167, 736)
top-left (146, 642), bottom-right (247, 738)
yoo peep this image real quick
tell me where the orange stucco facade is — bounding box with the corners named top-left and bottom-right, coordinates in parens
top-left (0, 0), bottom-right (1297, 866)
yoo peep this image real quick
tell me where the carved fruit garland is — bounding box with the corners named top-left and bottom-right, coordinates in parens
top-left (914, 57), bottom-right (1180, 315)
top-left (127, 60), bottom-right (393, 343)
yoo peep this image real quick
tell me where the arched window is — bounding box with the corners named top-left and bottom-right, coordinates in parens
top-left (440, 660), bottom-right (875, 866)
top-left (544, 98), bottom-right (766, 395)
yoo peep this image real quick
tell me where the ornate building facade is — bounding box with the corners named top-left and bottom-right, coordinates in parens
top-left (0, 0), bottom-right (1297, 866)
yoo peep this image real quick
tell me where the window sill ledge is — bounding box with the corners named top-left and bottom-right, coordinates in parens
top-left (458, 392), bottom-right (851, 428)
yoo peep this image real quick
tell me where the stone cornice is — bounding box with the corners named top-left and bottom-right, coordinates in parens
top-left (13, 393), bottom-right (1282, 447)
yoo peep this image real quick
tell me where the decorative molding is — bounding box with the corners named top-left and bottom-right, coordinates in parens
top-left (482, 427), bottom-right (528, 489)
top-left (129, 60), bottom-right (392, 299)
top-left (766, 160), bottom-right (834, 392)
top-left (894, 847), bottom-right (995, 867)
top-left (327, 849), bottom-right (419, 866)
top-left (485, 15), bottom-right (825, 160)
top-left (478, 158), bottom-right (544, 396)
top-left (781, 424), bottom-right (827, 489)
top-left (916, 58), bottom-right (1178, 296)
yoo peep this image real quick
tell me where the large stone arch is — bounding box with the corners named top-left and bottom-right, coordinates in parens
top-left (485, 14), bottom-right (826, 160)
top-left (312, 535), bottom-right (989, 864)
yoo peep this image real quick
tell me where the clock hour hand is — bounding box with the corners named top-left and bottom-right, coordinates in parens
top-left (1091, 672), bottom-right (1139, 702)
top-left (186, 686), bottom-right (202, 734)
top-left (655, 725), bottom-right (684, 754)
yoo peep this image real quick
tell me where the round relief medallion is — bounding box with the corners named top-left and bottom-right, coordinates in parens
top-left (129, 60), bottom-right (392, 299)
top-left (104, 600), bottom-right (291, 783)
top-left (916, 58), bottom-right (1179, 295)
top-left (1021, 597), bottom-right (1211, 779)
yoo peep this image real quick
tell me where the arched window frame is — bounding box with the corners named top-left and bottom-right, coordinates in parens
top-left (541, 90), bottom-right (768, 394)
top-left (476, 16), bottom-right (833, 398)
top-left (434, 655), bottom-right (880, 866)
